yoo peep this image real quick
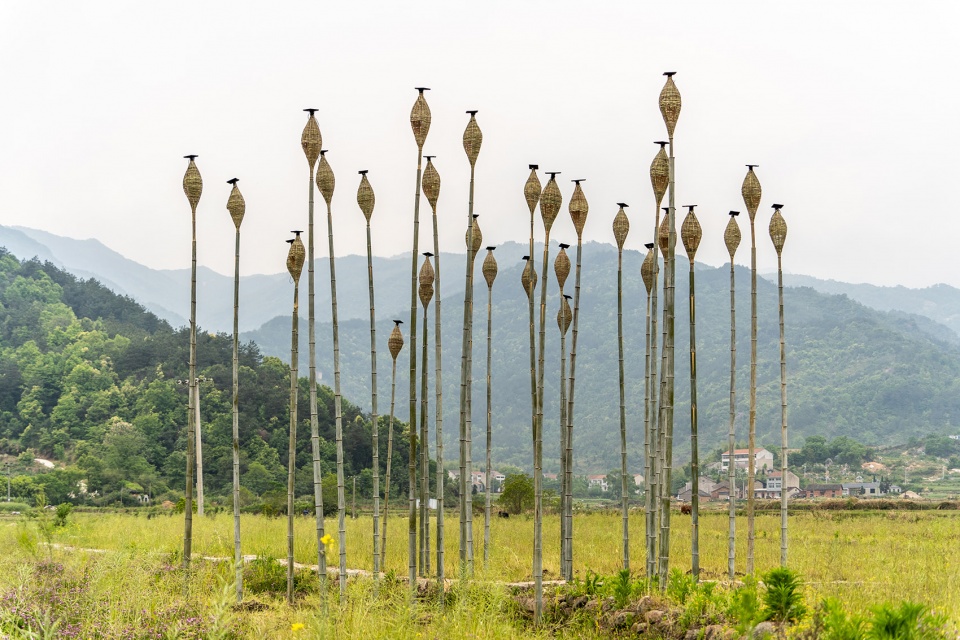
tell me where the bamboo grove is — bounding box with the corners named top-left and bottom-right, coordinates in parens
top-left (176, 73), bottom-right (791, 621)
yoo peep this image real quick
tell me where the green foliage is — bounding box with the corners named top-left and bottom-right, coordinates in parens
top-left (53, 502), bottom-right (70, 527)
top-left (611, 569), bottom-right (632, 608)
top-left (242, 553), bottom-right (316, 598)
top-left (666, 568), bottom-right (696, 605)
top-left (727, 577), bottom-right (763, 634)
top-left (498, 473), bottom-right (533, 514)
top-left (866, 601), bottom-right (948, 640)
top-left (762, 566), bottom-right (807, 624)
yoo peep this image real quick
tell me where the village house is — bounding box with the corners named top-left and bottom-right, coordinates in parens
top-left (800, 483), bottom-right (843, 498)
top-left (721, 447), bottom-right (774, 472)
top-left (676, 477), bottom-right (719, 503)
top-left (587, 475), bottom-right (609, 492)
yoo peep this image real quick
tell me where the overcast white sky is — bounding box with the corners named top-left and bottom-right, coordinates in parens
top-left (1, 2), bottom-right (958, 287)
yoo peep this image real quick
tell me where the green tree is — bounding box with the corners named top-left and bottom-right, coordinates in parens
top-left (498, 473), bottom-right (534, 515)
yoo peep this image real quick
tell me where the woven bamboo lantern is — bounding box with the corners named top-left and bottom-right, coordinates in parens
top-left (568, 179), bottom-right (588, 239)
top-left (521, 256), bottom-right (537, 298)
top-left (659, 73), bottom-right (681, 137)
top-left (558, 294), bottom-right (572, 334)
top-left (286, 232), bottom-right (305, 283)
top-left (317, 150), bottom-right (335, 205)
top-left (419, 253), bottom-right (435, 307)
top-left (422, 156), bottom-right (440, 211)
top-left (613, 203), bottom-right (630, 251)
top-left (769, 205), bottom-right (787, 256)
top-left (658, 207), bottom-right (670, 255)
top-left (410, 88), bottom-right (431, 150)
top-left (524, 165), bottom-right (542, 216)
top-left (555, 243), bottom-right (571, 290)
top-left (681, 205), bottom-right (702, 261)
top-left (466, 215), bottom-right (483, 254)
top-left (183, 155), bottom-right (202, 210)
top-left (482, 247), bottom-right (498, 289)
top-left (226, 178), bottom-right (244, 230)
top-left (357, 170), bottom-right (374, 221)
top-left (725, 212), bottom-right (742, 258)
top-left (301, 109), bottom-right (322, 168)
top-left (742, 165), bottom-right (761, 222)
top-left (463, 111), bottom-right (483, 168)
top-left (389, 320), bottom-right (404, 360)
top-left (650, 142), bottom-right (669, 208)
top-left (641, 243), bottom-right (655, 294)
top-left (539, 173), bottom-right (563, 233)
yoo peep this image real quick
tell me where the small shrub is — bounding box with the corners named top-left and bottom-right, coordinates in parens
top-left (612, 569), bottom-right (632, 608)
top-left (54, 503), bottom-right (71, 527)
top-left (866, 601), bottom-right (949, 640)
top-left (243, 554), bottom-right (315, 598)
top-left (728, 577), bottom-right (763, 634)
top-left (762, 567), bottom-right (806, 624)
top-left (666, 568), bottom-right (696, 605)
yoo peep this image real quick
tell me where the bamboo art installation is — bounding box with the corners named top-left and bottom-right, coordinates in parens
top-left (769, 204), bottom-right (789, 566)
top-left (418, 253), bottom-right (435, 577)
top-left (181, 155), bottom-right (201, 572)
top-left (681, 205), bottom-right (702, 580)
top-left (555, 243), bottom-right (571, 568)
top-left (226, 178), bottom-right (245, 602)
top-left (383, 321), bottom-right (404, 567)
top-left (522, 167), bottom-right (542, 573)
top-left (482, 246), bottom-right (498, 567)
top-left (285, 231), bottom-right (305, 605)
top-left (724, 211), bottom-right (742, 581)
top-left (640, 241), bottom-right (656, 582)
top-left (612, 203), bottom-right (630, 570)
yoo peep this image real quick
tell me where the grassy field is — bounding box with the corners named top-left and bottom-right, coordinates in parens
top-left (2, 508), bottom-right (958, 637)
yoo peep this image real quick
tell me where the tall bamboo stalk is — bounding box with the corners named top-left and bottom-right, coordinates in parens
top-left (741, 164), bottom-right (762, 576)
top-left (226, 178), bottom-right (245, 602)
top-left (285, 231), bottom-right (305, 605)
top-left (181, 155), bottom-right (201, 571)
top-left (724, 211), bottom-right (742, 581)
top-left (564, 179), bottom-right (589, 582)
top-left (680, 204), bottom-right (702, 580)
top-left (612, 203), bottom-right (630, 570)
top-left (195, 380), bottom-right (204, 517)
top-left (647, 142), bottom-right (668, 580)
top-left (418, 253), bottom-right (435, 577)
top-left (302, 110), bottom-right (328, 594)
top-left (383, 321), bottom-right (404, 568)
top-left (769, 204), bottom-right (788, 566)
top-left (421, 156), bottom-right (446, 582)
top-left (464, 215), bottom-right (482, 572)
top-left (522, 167), bottom-right (542, 568)
top-left (640, 241), bottom-right (655, 583)
top-left (657, 71), bottom-right (681, 588)
top-left (408, 87), bottom-right (431, 592)
top-left (481, 247), bottom-right (498, 567)
top-left (554, 243), bottom-right (570, 569)
top-left (357, 170), bottom-right (379, 579)
top-left (459, 111), bottom-right (482, 575)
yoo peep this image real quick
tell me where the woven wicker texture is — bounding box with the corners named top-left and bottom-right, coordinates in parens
top-left (524, 167), bottom-right (542, 215)
top-left (557, 295), bottom-right (572, 334)
top-left (659, 75), bottom-right (681, 137)
top-left (418, 255), bottom-right (435, 307)
top-left (681, 208), bottom-right (702, 260)
top-left (183, 158), bottom-right (202, 210)
top-left (613, 206), bottom-right (630, 251)
top-left (641, 245), bottom-right (655, 294)
top-left (317, 152), bottom-right (335, 205)
top-left (301, 114), bottom-right (322, 168)
top-left (568, 181), bottom-right (588, 238)
top-left (465, 217), bottom-right (483, 253)
top-left (422, 158), bottom-right (440, 210)
top-left (226, 182), bottom-right (244, 230)
top-left (741, 167), bottom-right (761, 221)
top-left (410, 90), bottom-right (431, 149)
top-left (650, 144), bottom-right (669, 208)
top-left (554, 247), bottom-right (570, 289)
top-left (769, 208), bottom-right (787, 255)
top-left (357, 172), bottom-right (375, 221)
top-left (482, 248), bottom-right (498, 288)
top-left (388, 322), bottom-right (404, 360)
top-left (521, 258), bottom-right (537, 298)
top-left (658, 214), bottom-right (670, 255)
top-left (286, 235), bottom-right (305, 282)
top-left (724, 213), bottom-right (742, 258)
top-left (463, 113), bottom-right (483, 167)
top-left (540, 176), bottom-right (563, 232)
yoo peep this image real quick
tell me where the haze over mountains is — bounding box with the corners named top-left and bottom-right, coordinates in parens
top-left (3, 224), bottom-right (960, 471)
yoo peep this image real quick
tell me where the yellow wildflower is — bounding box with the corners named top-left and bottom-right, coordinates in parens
top-left (320, 534), bottom-right (335, 553)
top-left (291, 622), bottom-right (305, 632)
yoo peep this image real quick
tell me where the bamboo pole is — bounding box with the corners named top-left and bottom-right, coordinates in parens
top-left (554, 243), bottom-right (570, 570)
top-left (640, 241), bottom-right (655, 584)
top-left (465, 215), bottom-right (482, 572)
top-left (522, 166), bottom-right (542, 570)
top-left (226, 178), bottom-right (245, 602)
top-left (724, 211), bottom-right (742, 581)
top-left (285, 232), bottom-right (305, 605)
top-left (195, 379), bottom-right (204, 516)
top-left (741, 164), bottom-right (762, 576)
top-left (418, 253), bottom-right (435, 577)
top-left (612, 203), bottom-right (630, 571)
top-left (181, 155), bottom-right (201, 572)
top-left (383, 321), bottom-right (404, 567)
top-left (482, 247), bottom-right (498, 567)
top-left (680, 204), bottom-right (702, 580)
top-left (769, 204), bottom-right (788, 566)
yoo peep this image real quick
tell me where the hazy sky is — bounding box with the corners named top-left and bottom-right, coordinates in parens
top-left (1, 2), bottom-right (958, 287)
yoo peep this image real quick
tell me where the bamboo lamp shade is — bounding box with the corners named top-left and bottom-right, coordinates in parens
top-left (659, 73), bottom-right (681, 138)
top-left (317, 151), bottom-right (335, 205)
top-left (410, 89), bottom-right (431, 150)
top-left (613, 205), bottom-right (630, 251)
top-left (521, 258), bottom-right (537, 298)
top-left (641, 244), bottom-right (655, 294)
top-left (569, 181), bottom-right (588, 239)
top-left (554, 247), bottom-right (570, 290)
top-left (557, 295), bottom-right (572, 335)
top-left (650, 144), bottom-right (669, 208)
top-left (463, 112), bottom-right (483, 167)
top-left (769, 206), bottom-right (787, 256)
top-left (540, 175), bottom-right (563, 232)
top-left (301, 111), bottom-right (322, 168)
top-left (422, 158), bottom-right (440, 211)
top-left (388, 321), bottom-right (404, 360)
top-left (742, 166), bottom-right (761, 221)
top-left (286, 235), bottom-right (305, 283)
top-left (357, 171), bottom-right (375, 221)
top-left (183, 157), bottom-right (202, 211)
top-left (658, 214), bottom-right (670, 256)
top-left (466, 217), bottom-right (483, 254)
top-left (724, 212), bottom-right (742, 258)
top-left (482, 248), bottom-right (498, 289)
top-left (524, 165), bottom-right (542, 216)
top-left (418, 255), bottom-right (435, 307)
top-left (681, 208), bottom-right (702, 261)
top-left (226, 180), bottom-right (244, 230)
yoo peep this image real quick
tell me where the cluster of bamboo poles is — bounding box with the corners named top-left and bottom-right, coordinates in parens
top-left (176, 74), bottom-right (792, 618)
